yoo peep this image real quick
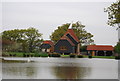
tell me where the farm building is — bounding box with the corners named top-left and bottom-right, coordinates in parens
top-left (87, 45), bottom-right (114, 56)
top-left (40, 40), bottom-right (54, 53)
top-left (54, 23), bottom-right (80, 55)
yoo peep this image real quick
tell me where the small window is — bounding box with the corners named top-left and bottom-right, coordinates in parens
top-left (60, 46), bottom-right (67, 50)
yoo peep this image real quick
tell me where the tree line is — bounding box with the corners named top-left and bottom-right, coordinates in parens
top-left (2, 27), bottom-right (43, 53)
top-left (1, 21), bottom-right (94, 53)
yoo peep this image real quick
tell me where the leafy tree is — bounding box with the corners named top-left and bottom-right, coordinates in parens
top-left (105, 0), bottom-right (120, 42)
top-left (105, 0), bottom-right (120, 28)
top-left (50, 21), bottom-right (94, 45)
top-left (80, 45), bottom-right (87, 52)
top-left (24, 28), bottom-right (43, 52)
top-left (114, 42), bottom-right (120, 54)
top-left (2, 27), bottom-right (43, 52)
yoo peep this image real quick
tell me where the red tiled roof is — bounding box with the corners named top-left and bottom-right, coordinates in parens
top-left (64, 29), bottom-right (79, 42)
top-left (61, 35), bottom-right (75, 46)
top-left (87, 45), bottom-right (114, 51)
top-left (43, 40), bottom-right (54, 46)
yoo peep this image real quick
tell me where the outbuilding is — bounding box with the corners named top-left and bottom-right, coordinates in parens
top-left (40, 40), bottom-right (54, 53)
top-left (87, 45), bottom-right (114, 56)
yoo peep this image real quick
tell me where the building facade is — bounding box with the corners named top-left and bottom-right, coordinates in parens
top-left (40, 40), bottom-right (54, 53)
top-left (54, 23), bottom-right (80, 55)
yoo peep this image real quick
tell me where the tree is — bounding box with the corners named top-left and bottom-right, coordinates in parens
top-left (24, 27), bottom-right (43, 52)
top-left (105, 0), bottom-right (120, 42)
top-left (114, 42), bottom-right (120, 54)
top-left (2, 27), bottom-right (43, 52)
top-left (50, 21), bottom-right (94, 45)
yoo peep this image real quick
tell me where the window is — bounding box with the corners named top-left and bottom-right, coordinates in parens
top-left (60, 46), bottom-right (67, 50)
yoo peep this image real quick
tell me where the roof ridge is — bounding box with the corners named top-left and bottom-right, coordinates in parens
top-left (65, 29), bottom-right (79, 42)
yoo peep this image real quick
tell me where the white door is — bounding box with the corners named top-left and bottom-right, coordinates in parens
top-left (47, 49), bottom-right (50, 52)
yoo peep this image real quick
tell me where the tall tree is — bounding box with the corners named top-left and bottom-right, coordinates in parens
top-left (105, 0), bottom-right (120, 41)
top-left (2, 27), bottom-right (43, 52)
top-left (50, 21), bottom-right (94, 45)
top-left (25, 27), bottom-right (43, 52)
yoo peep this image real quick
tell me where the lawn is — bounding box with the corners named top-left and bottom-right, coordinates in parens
top-left (61, 55), bottom-right (69, 58)
top-left (92, 56), bottom-right (115, 59)
top-left (2, 52), bottom-right (48, 57)
top-left (2, 52), bottom-right (116, 59)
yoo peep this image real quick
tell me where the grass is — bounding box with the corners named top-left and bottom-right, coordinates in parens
top-left (92, 56), bottom-right (115, 59)
top-left (61, 55), bottom-right (69, 58)
top-left (2, 52), bottom-right (47, 57)
top-left (83, 55), bottom-right (88, 58)
top-left (6, 52), bottom-right (25, 57)
top-left (2, 52), bottom-right (116, 59)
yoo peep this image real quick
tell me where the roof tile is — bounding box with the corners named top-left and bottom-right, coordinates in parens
top-left (87, 45), bottom-right (114, 51)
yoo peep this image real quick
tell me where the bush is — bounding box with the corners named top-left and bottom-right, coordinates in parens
top-left (34, 53), bottom-right (40, 57)
top-left (51, 53), bottom-right (61, 57)
top-left (48, 54), bottom-right (52, 57)
top-left (27, 55), bottom-right (30, 57)
top-left (23, 53), bottom-right (26, 57)
top-left (25, 53), bottom-right (30, 57)
top-left (88, 55), bottom-right (92, 58)
top-left (77, 55), bottom-right (83, 58)
top-left (40, 53), bottom-right (48, 57)
top-left (114, 42), bottom-right (120, 54)
top-left (70, 54), bottom-right (76, 58)
top-left (34, 54), bottom-right (40, 57)
top-left (115, 56), bottom-right (120, 60)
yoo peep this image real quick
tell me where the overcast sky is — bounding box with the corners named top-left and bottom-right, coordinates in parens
top-left (2, 1), bottom-right (118, 46)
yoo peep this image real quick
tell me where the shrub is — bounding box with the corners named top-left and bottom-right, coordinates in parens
top-left (48, 54), bottom-right (52, 57)
top-left (88, 55), bottom-right (92, 58)
top-left (77, 55), bottom-right (83, 58)
top-left (115, 56), bottom-right (120, 60)
top-left (23, 53), bottom-right (26, 57)
top-left (25, 53), bottom-right (30, 57)
top-left (70, 54), bottom-right (76, 58)
top-left (51, 53), bottom-right (61, 57)
top-left (40, 53), bottom-right (48, 57)
top-left (34, 54), bottom-right (40, 57)
top-left (34, 53), bottom-right (40, 57)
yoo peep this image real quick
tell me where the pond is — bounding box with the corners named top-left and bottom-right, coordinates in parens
top-left (2, 57), bottom-right (118, 79)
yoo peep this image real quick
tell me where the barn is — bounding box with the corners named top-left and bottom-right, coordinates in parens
top-left (54, 23), bottom-right (80, 55)
top-left (40, 40), bottom-right (54, 53)
top-left (87, 45), bottom-right (114, 56)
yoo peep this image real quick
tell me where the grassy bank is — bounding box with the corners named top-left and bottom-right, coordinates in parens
top-left (2, 52), bottom-right (116, 59)
top-left (92, 56), bottom-right (115, 59)
top-left (61, 55), bottom-right (115, 59)
top-left (61, 55), bottom-right (69, 58)
top-left (2, 52), bottom-right (48, 57)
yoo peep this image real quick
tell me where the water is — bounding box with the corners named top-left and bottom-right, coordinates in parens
top-left (2, 57), bottom-right (118, 79)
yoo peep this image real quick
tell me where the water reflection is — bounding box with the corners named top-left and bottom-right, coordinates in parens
top-left (2, 58), bottom-right (118, 79)
top-left (2, 62), bottom-right (37, 79)
top-left (52, 63), bottom-right (91, 79)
